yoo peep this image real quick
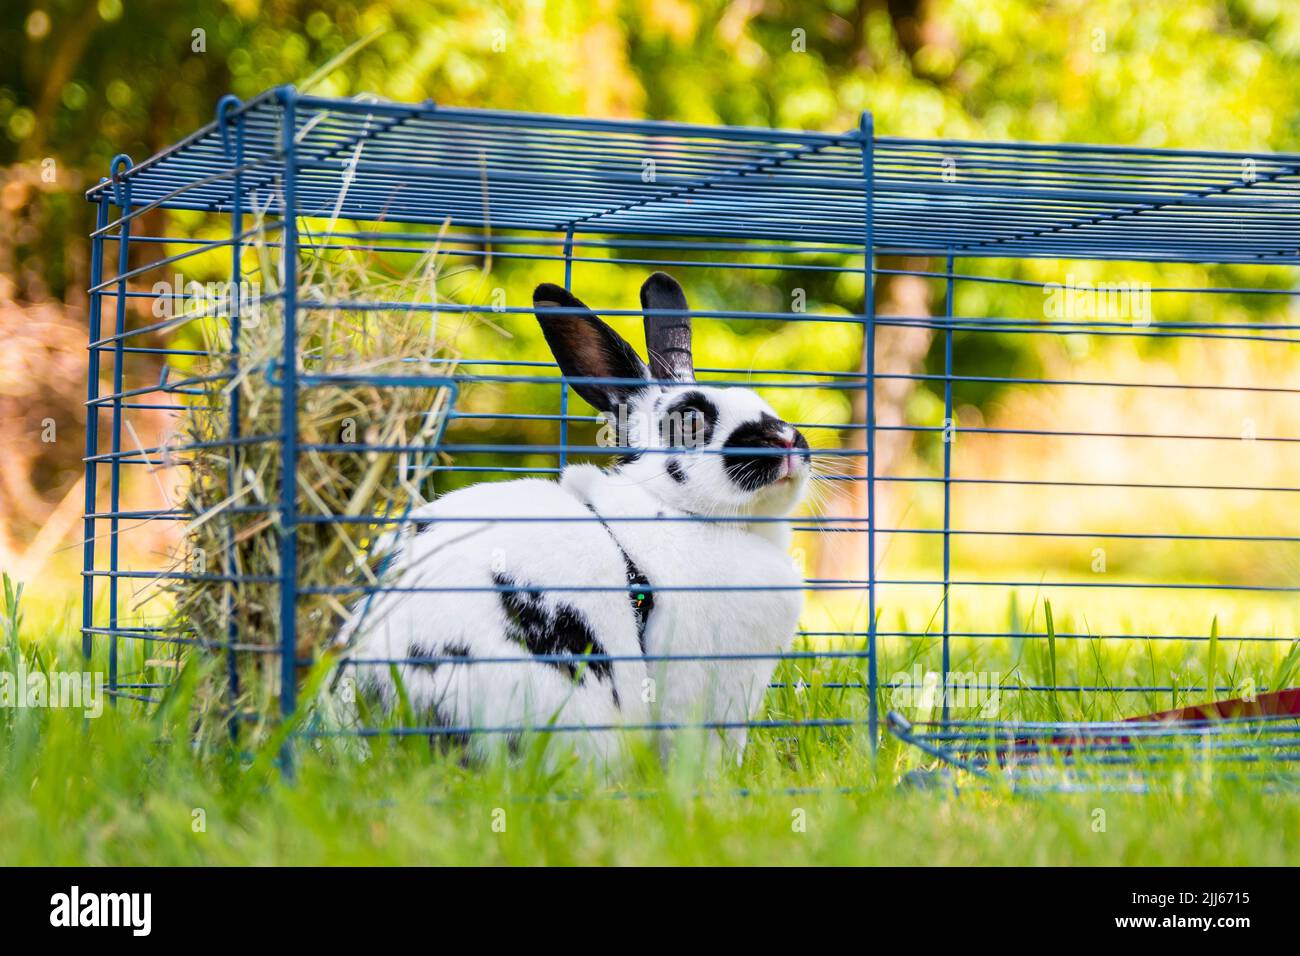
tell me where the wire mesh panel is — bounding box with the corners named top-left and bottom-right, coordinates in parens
top-left (887, 712), bottom-right (1300, 793)
top-left (871, 253), bottom-right (1300, 788)
top-left (82, 86), bottom-right (1300, 780)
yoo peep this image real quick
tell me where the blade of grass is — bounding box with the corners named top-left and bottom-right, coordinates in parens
top-left (1044, 599), bottom-right (1062, 722)
top-left (1206, 615), bottom-right (1219, 703)
top-left (297, 28), bottom-right (385, 94)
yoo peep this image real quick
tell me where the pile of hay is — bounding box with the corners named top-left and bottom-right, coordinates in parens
top-left (169, 228), bottom-right (455, 740)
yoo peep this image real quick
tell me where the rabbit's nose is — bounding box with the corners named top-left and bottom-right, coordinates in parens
top-left (772, 430), bottom-right (804, 479)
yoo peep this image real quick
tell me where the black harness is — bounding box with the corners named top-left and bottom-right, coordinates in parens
top-left (582, 504), bottom-right (654, 652)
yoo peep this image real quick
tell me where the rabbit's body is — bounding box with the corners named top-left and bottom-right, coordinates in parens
top-left (563, 463), bottom-right (802, 760)
top-left (343, 459), bottom-right (802, 764)
top-left (337, 273), bottom-right (810, 767)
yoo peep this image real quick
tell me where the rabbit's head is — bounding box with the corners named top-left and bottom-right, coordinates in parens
top-left (534, 272), bottom-right (811, 518)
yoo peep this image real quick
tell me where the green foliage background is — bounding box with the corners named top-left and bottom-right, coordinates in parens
top-left (9, 0), bottom-right (1300, 302)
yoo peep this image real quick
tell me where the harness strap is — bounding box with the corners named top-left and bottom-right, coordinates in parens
top-left (582, 504), bottom-right (654, 653)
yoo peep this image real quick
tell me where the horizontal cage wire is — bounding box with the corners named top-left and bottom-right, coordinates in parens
top-left (80, 86), bottom-right (1300, 789)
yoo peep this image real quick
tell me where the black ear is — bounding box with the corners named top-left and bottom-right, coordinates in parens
top-left (641, 272), bottom-right (694, 382)
top-left (533, 283), bottom-right (651, 413)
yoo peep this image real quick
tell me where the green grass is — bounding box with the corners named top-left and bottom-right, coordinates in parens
top-left (3, 578), bottom-right (1299, 866)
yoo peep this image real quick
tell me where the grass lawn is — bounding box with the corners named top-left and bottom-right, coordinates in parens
top-left (3, 578), bottom-right (1299, 867)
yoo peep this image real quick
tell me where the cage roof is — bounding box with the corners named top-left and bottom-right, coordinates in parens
top-left (88, 87), bottom-right (1300, 263)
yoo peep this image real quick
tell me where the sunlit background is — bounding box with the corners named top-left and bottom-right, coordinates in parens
top-left (5, 0), bottom-right (1300, 699)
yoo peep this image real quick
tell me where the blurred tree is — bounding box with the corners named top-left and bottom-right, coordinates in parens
top-left (4, 0), bottom-right (1300, 568)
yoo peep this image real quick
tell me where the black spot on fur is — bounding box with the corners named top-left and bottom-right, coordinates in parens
top-left (414, 520), bottom-right (433, 534)
top-left (661, 390), bottom-right (717, 448)
top-left (614, 451), bottom-right (641, 470)
top-left (403, 642), bottom-right (473, 759)
top-left (429, 703), bottom-right (471, 759)
top-left (493, 572), bottom-right (612, 683)
top-left (723, 414), bottom-right (809, 491)
top-left (666, 458), bottom-right (686, 483)
top-left (406, 641), bottom-right (471, 669)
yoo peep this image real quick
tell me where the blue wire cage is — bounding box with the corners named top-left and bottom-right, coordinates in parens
top-left (82, 86), bottom-right (1300, 787)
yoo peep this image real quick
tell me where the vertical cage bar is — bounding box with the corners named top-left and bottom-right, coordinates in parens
top-left (107, 175), bottom-right (133, 697)
top-left (860, 111), bottom-right (878, 748)
top-left (277, 88), bottom-right (301, 725)
top-left (941, 251), bottom-right (955, 722)
top-left (559, 224), bottom-right (574, 469)
top-left (82, 197), bottom-right (109, 659)
top-left (224, 110), bottom-right (246, 736)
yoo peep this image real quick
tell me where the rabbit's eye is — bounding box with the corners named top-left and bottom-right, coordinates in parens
top-left (665, 406), bottom-right (707, 448)
top-left (661, 391), bottom-right (718, 448)
top-left (681, 408), bottom-right (705, 443)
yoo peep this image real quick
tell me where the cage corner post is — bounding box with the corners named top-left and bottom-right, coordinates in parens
top-left (859, 110), bottom-right (879, 753)
top-left (82, 192), bottom-right (111, 662)
top-left (223, 96), bottom-right (246, 742)
top-left (276, 86), bottom-right (301, 770)
top-left (105, 153), bottom-right (134, 703)
top-left (941, 249), bottom-right (956, 723)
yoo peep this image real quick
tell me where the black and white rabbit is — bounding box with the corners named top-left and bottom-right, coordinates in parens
top-left (338, 272), bottom-right (810, 765)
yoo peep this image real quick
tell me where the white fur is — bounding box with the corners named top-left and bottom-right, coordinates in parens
top-left (338, 324), bottom-right (809, 768)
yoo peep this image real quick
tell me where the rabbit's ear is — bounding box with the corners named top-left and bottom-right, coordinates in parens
top-left (641, 272), bottom-right (693, 383)
top-left (534, 284), bottom-right (651, 413)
